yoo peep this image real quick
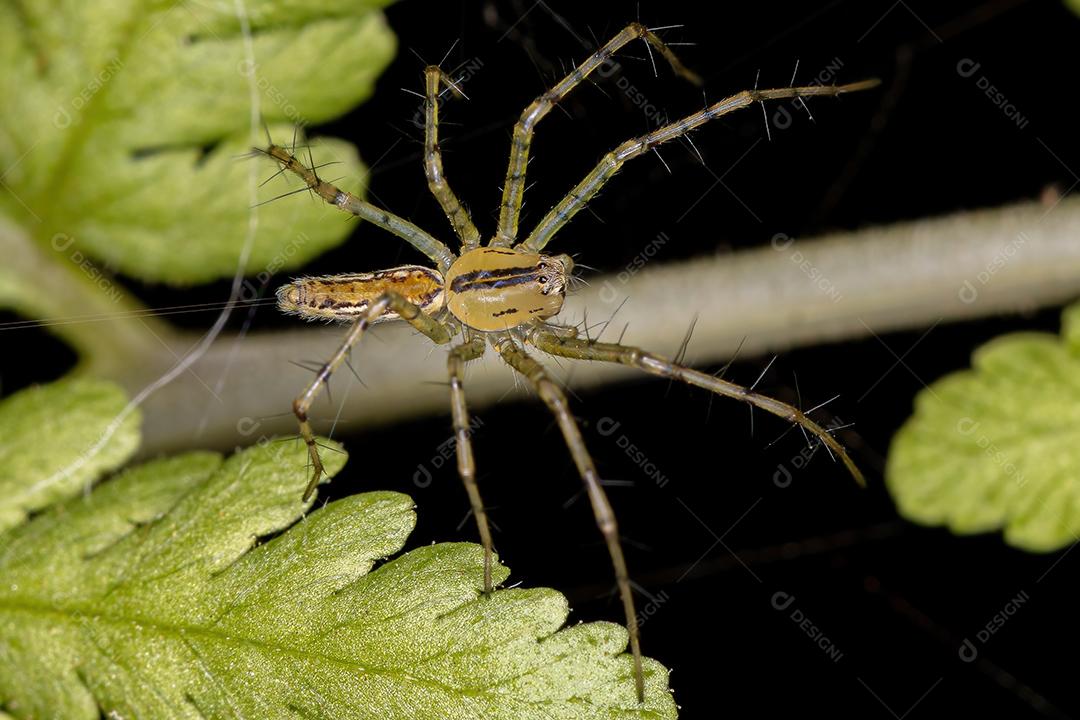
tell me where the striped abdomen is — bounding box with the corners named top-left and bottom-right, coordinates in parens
top-left (276, 266), bottom-right (445, 322)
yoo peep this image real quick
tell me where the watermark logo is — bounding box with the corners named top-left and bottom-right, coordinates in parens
top-left (240, 232), bottom-right (311, 302)
top-left (54, 57), bottom-right (124, 128)
top-left (954, 417), bottom-right (1027, 488)
top-left (957, 59), bottom-right (1029, 130)
top-left (773, 414), bottom-right (848, 488)
top-left (770, 57), bottom-right (848, 132)
top-left (771, 590), bottom-right (844, 662)
top-left (635, 590), bottom-right (671, 628)
top-left (411, 57), bottom-right (486, 129)
top-left (50, 233), bottom-right (124, 305)
top-left (413, 416), bottom-right (485, 487)
top-left (957, 232), bottom-right (1028, 304)
top-left (598, 232), bottom-right (670, 304)
top-left (597, 417), bottom-right (669, 488)
top-left (771, 233), bottom-right (843, 304)
top-left (958, 590), bottom-right (1030, 662)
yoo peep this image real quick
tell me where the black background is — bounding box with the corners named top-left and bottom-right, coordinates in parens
top-left (6, 0), bottom-right (1079, 717)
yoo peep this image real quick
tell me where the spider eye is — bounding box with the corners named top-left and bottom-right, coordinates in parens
top-left (538, 276), bottom-right (548, 284)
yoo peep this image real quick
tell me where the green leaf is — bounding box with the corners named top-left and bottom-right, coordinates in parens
top-left (886, 304), bottom-right (1080, 552)
top-left (0, 378), bottom-right (139, 532)
top-left (0, 0), bottom-right (396, 284)
top-left (0, 440), bottom-right (677, 719)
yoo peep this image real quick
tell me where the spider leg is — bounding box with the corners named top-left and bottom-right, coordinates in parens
top-left (529, 330), bottom-right (863, 485)
top-left (447, 335), bottom-right (495, 591)
top-left (293, 293), bottom-right (454, 500)
top-left (424, 66), bottom-right (482, 250)
top-left (259, 144), bottom-right (456, 272)
top-left (492, 22), bottom-right (700, 247)
top-left (496, 337), bottom-right (647, 702)
top-left (520, 78), bottom-right (880, 252)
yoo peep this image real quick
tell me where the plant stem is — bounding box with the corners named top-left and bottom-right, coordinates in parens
top-left (90, 196), bottom-right (1080, 456)
top-left (0, 215), bottom-right (169, 378)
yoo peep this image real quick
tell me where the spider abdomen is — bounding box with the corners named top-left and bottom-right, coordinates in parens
top-left (444, 247), bottom-right (568, 332)
top-left (276, 266), bottom-right (445, 322)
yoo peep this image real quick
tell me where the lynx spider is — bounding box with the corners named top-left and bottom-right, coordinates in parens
top-left (261, 22), bottom-right (874, 701)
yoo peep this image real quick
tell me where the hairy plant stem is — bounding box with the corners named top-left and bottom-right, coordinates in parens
top-left (7, 197), bottom-right (1075, 454)
top-left (97, 196), bottom-right (1080, 456)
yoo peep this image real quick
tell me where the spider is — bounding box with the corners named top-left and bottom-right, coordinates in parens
top-left (260, 22), bottom-right (875, 702)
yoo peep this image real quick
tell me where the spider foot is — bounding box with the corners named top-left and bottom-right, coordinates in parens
top-left (481, 547), bottom-right (494, 595)
top-left (301, 441), bottom-right (324, 502)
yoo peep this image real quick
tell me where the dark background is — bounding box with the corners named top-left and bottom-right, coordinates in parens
top-left (6, 0), bottom-right (1078, 716)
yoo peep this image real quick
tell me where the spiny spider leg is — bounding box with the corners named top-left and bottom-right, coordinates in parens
top-left (529, 330), bottom-right (865, 486)
top-left (260, 145), bottom-right (456, 272)
top-left (521, 78), bottom-right (880, 252)
top-left (423, 66), bottom-right (482, 249)
top-left (447, 336), bottom-right (497, 592)
top-left (492, 22), bottom-right (701, 247)
top-left (261, 19), bottom-right (877, 703)
top-left (496, 337), bottom-right (647, 702)
top-left (292, 292), bottom-right (453, 500)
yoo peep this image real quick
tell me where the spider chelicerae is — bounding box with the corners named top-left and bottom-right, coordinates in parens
top-left (259, 22), bottom-right (874, 701)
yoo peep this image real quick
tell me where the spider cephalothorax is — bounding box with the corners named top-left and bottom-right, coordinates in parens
top-left (262, 21), bottom-right (874, 702)
top-left (443, 248), bottom-right (573, 331)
